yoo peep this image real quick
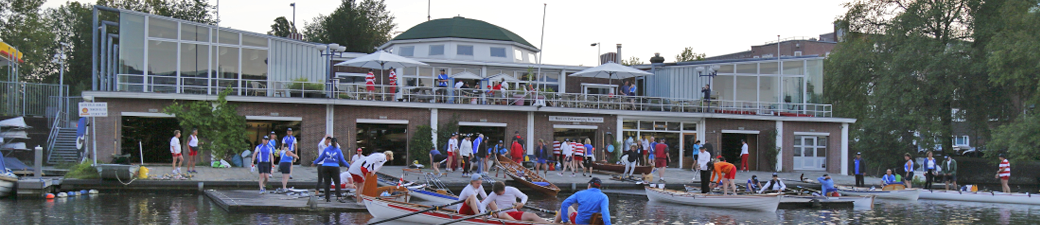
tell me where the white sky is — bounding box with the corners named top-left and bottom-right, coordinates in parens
top-left (44, 0), bottom-right (849, 66)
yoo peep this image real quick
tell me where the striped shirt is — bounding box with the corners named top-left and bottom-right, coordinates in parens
top-left (552, 141), bottom-right (561, 155)
top-left (573, 143), bottom-right (585, 156)
top-left (999, 159), bottom-right (1011, 177)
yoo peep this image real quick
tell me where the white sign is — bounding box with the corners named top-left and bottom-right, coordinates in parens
top-left (548, 116), bottom-right (603, 123)
top-left (78, 102), bottom-right (108, 117)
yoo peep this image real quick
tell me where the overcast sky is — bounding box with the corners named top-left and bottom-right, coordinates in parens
top-left (44, 0), bottom-right (849, 66)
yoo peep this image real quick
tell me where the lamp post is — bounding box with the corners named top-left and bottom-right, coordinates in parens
top-left (52, 42), bottom-right (70, 121)
top-left (290, 3), bottom-right (296, 35)
top-left (321, 43), bottom-right (346, 98)
top-left (590, 43), bottom-right (600, 65)
top-left (697, 65), bottom-right (721, 111)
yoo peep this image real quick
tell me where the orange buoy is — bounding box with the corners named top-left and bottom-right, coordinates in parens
top-left (45, 193), bottom-right (55, 199)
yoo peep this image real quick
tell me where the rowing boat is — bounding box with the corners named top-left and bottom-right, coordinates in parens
top-left (645, 186), bottom-right (781, 212)
top-left (589, 161), bottom-right (652, 174)
top-left (918, 190), bottom-right (1040, 205)
top-left (363, 195), bottom-right (561, 225)
top-left (497, 155), bottom-right (560, 196)
top-left (780, 195), bottom-right (875, 210)
top-left (375, 172), bottom-right (461, 206)
top-left (836, 187), bottom-right (919, 201)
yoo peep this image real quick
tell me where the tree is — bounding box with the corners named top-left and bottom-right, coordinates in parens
top-left (303, 0), bottom-right (395, 53)
top-left (268, 16), bottom-right (296, 37)
top-left (164, 88), bottom-right (248, 160)
top-left (97, 0), bottom-right (218, 24)
top-left (0, 0), bottom-right (57, 82)
top-left (979, 0), bottom-right (1040, 160)
top-left (675, 47), bottom-right (706, 62)
top-left (45, 2), bottom-right (94, 94)
top-left (621, 56), bottom-right (641, 66)
top-left (408, 125), bottom-right (433, 166)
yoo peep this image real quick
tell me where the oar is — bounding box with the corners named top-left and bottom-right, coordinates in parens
top-left (523, 205), bottom-right (556, 214)
top-left (437, 207), bottom-right (512, 225)
top-left (368, 199), bottom-right (467, 225)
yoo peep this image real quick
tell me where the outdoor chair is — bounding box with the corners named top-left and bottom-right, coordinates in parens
top-left (250, 81), bottom-right (267, 96)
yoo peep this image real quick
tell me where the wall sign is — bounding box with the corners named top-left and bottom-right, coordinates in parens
top-left (549, 116), bottom-right (603, 123)
top-left (78, 102), bottom-right (108, 117)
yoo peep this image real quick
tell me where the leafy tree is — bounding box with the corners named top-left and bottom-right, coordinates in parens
top-left (97, 0), bottom-right (218, 24)
top-left (0, 0), bottom-right (57, 82)
top-left (164, 88), bottom-right (247, 160)
top-left (44, 2), bottom-right (94, 94)
top-left (268, 16), bottom-right (296, 37)
top-left (980, 0), bottom-right (1040, 160)
top-left (675, 47), bottom-right (705, 62)
top-left (303, 0), bottom-right (395, 53)
top-left (408, 125), bottom-right (433, 166)
top-left (621, 56), bottom-right (641, 66)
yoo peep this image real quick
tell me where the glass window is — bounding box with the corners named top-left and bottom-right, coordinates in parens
top-left (457, 45), bottom-right (474, 56)
top-left (241, 48), bottom-right (268, 81)
top-left (736, 76), bottom-right (757, 102)
top-left (514, 49), bottom-right (523, 62)
top-left (219, 30), bottom-right (239, 45)
top-left (147, 41), bottom-right (178, 76)
top-left (818, 137), bottom-right (827, 147)
top-left (180, 43), bottom-right (209, 93)
top-left (217, 46), bottom-right (239, 79)
top-left (430, 45), bottom-right (444, 55)
top-left (180, 23), bottom-right (208, 42)
top-left (716, 75), bottom-right (734, 102)
top-left (782, 77), bottom-right (804, 104)
top-left (793, 147), bottom-right (802, 156)
top-left (148, 18), bottom-right (177, 39)
top-left (783, 60), bottom-right (804, 75)
top-left (399, 46), bottom-right (415, 56)
top-left (759, 76), bottom-right (777, 102)
top-left (639, 121), bottom-right (652, 130)
top-left (806, 59), bottom-right (824, 103)
top-left (623, 121), bottom-right (637, 130)
top-left (736, 63), bottom-right (756, 74)
top-left (490, 47), bottom-right (506, 57)
top-left (682, 123), bottom-right (696, 131)
top-left (529, 53), bottom-right (536, 63)
top-left (119, 13), bottom-right (145, 75)
top-left (760, 62), bottom-right (779, 74)
top-left (242, 35), bottom-right (268, 47)
top-left (719, 64), bottom-right (734, 73)
top-left (666, 122), bottom-right (680, 131)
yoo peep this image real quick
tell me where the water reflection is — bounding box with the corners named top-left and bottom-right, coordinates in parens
top-left (3, 191), bottom-right (1040, 224)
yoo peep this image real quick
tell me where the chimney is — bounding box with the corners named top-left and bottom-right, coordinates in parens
top-left (616, 44), bottom-right (622, 64)
top-left (650, 52), bottom-right (665, 64)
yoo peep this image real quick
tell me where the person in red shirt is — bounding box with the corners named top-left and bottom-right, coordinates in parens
top-left (364, 69), bottom-right (376, 99)
top-left (387, 67), bottom-right (398, 97)
top-left (511, 139), bottom-right (525, 163)
top-left (654, 138), bottom-right (670, 182)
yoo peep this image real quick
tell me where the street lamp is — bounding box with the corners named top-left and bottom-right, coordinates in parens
top-left (696, 65), bottom-right (721, 110)
top-left (320, 43), bottom-right (346, 98)
top-left (52, 42), bottom-right (70, 120)
top-left (590, 43), bottom-right (600, 65)
top-left (289, 3), bottom-right (296, 35)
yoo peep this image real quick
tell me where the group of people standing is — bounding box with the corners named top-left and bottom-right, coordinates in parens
top-left (551, 138), bottom-right (597, 177)
top-left (429, 131), bottom-right (526, 177)
top-left (867, 151), bottom-right (1012, 193)
top-left (618, 136), bottom-right (675, 182)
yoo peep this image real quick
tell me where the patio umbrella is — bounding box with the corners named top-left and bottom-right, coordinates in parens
top-left (334, 50), bottom-right (429, 85)
top-left (568, 62), bottom-right (653, 86)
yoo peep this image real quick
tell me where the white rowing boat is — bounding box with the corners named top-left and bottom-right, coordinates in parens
top-left (375, 173), bottom-right (461, 207)
top-left (0, 117), bottom-right (28, 128)
top-left (918, 190), bottom-right (1040, 205)
top-left (363, 196), bottom-right (560, 225)
top-left (836, 187), bottom-right (919, 201)
top-left (645, 186), bottom-right (781, 212)
top-left (0, 174), bottom-right (14, 197)
top-left (781, 195), bottom-right (875, 210)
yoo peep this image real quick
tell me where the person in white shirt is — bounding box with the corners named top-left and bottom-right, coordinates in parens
top-left (696, 147), bottom-right (712, 193)
top-left (447, 133), bottom-right (459, 172)
top-left (740, 139), bottom-right (749, 172)
top-left (350, 148), bottom-right (365, 164)
top-left (480, 181), bottom-right (548, 223)
top-left (186, 128), bottom-right (201, 174)
top-left (348, 151), bottom-right (393, 203)
top-left (558, 139), bottom-right (573, 177)
top-left (457, 174), bottom-right (488, 215)
top-left (759, 173), bottom-right (787, 193)
top-left (170, 130), bottom-right (183, 174)
top-left (459, 135), bottom-right (474, 176)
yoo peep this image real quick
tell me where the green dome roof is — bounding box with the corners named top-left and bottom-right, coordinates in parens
top-left (393, 17), bottom-right (536, 49)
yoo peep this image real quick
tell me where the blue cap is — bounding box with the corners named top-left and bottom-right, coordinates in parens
top-left (471, 174), bottom-right (482, 181)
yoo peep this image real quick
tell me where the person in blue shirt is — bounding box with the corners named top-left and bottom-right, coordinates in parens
top-left (430, 148), bottom-right (447, 176)
top-left (745, 175), bottom-right (761, 193)
top-left (281, 128), bottom-right (298, 180)
top-left (881, 169), bottom-right (903, 186)
top-left (818, 174), bottom-right (837, 196)
top-left (853, 152), bottom-right (865, 187)
top-left (277, 142), bottom-right (300, 193)
top-left (559, 177), bottom-right (611, 225)
top-left (436, 69), bottom-right (449, 87)
top-left (472, 134), bottom-right (484, 173)
top-left (312, 138), bottom-right (349, 202)
top-left (251, 136), bottom-right (274, 194)
top-left (691, 140), bottom-right (702, 171)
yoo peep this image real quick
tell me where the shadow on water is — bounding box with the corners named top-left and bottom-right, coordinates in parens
top-left (4, 190), bottom-right (1040, 224)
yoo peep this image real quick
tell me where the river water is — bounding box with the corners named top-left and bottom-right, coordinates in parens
top-left (2, 191), bottom-right (1040, 224)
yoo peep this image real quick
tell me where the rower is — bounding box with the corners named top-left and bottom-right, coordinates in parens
top-left (759, 173), bottom-right (787, 194)
top-left (745, 175), bottom-right (761, 193)
top-left (710, 156), bottom-right (737, 195)
top-left (348, 151), bottom-right (394, 203)
top-left (621, 145), bottom-right (640, 179)
top-left (480, 181), bottom-right (548, 223)
top-left (559, 177), bottom-right (611, 225)
top-left (457, 174), bottom-right (487, 215)
top-left (881, 169), bottom-right (903, 186)
top-left (818, 174), bottom-right (838, 196)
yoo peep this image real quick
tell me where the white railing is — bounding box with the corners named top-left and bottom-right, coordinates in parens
top-left (112, 74), bottom-right (834, 117)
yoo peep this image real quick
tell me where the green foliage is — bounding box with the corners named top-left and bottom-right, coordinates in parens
top-left (408, 125), bottom-right (434, 166)
top-left (988, 114), bottom-right (1040, 161)
top-left (762, 129), bottom-right (780, 172)
top-left (0, 0), bottom-right (57, 82)
top-left (64, 161), bottom-right (99, 179)
top-left (97, 0), bottom-right (218, 24)
top-left (286, 78), bottom-right (324, 90)
top-left (163, 88), bottom-right (248, 160)
top-left (302, 0), bottom-right (395, 53)
top-left (621, 56), bottom-right (642, 66)
top-left (436, 114), bottom-right (460, 151)
top-left (268, 16), bottom-right (296, 37)
top-left (675, 47), bottom-right (706, 62)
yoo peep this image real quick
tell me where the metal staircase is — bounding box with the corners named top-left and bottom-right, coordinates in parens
top-left (46, 127), bottom-right (80, 164)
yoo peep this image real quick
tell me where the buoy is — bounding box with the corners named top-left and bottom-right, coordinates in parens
top-left (80, 190), bottom-right (89, 195)
top-left (89, 189), bottom-right (99, 194)
top-left (68, 191), bottom-right (77, 196)
top-left (45, 193), bottom-right (55, 199)
top-left (57, 192), bottom-right (68, 198)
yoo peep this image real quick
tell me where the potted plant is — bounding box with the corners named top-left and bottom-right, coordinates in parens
top-left (287, 78), bottom-right (325, 98)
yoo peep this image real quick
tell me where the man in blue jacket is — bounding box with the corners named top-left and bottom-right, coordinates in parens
top-left (559, 177), bottom-right (611, 225)
top-left (818, 174), bottom-right (837, 196)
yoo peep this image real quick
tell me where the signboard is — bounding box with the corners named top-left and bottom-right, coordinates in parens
top-left (548, 116), bottom-right (603, 123)
top-left (78, 102), bottom-right (108, 117)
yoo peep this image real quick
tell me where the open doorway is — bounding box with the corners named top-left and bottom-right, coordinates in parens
top-left (122, 116), bottom-right (180, 163)
top-left (721, 133), bottom-right (758, 171)
top-left (553, 128), bottom-right (597, 154)
top-left (246, 120), bottom-right (302, 164)
top-left (356, 123), bottom-right (408, 166)
top-left (458, 126), bottom-right (505, 147)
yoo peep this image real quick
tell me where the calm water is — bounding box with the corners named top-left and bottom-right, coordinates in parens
top-left (3, 191), bottom-right (1040, 224)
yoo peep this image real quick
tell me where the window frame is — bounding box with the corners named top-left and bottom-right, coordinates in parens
top-left (490, 47), bottom-right (506, 58)
top-left (430, 45), bottom-right (445, 56)
top-left (457, 45), bottom-right (474, 56)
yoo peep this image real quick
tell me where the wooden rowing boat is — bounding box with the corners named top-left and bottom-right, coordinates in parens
top-left (645, 186), bottom-right (781, 212)
top-left (918, 190), bottom-right (1040, 205)
top-left (496, 155), bottom-right (560, 196)
top-left (589, 161), bottom-right (652, 174)
top-left (363, 195), bottom-right (562, 225)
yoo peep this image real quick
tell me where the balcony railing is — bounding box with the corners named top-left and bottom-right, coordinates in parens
top-left (113, 74), bottom-right (833, 117)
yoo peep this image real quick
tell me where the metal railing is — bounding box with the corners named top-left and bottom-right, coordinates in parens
top-left (1, 81), bottom-right (68, 117)
top-left (110, 75), bottom-right (834, 117)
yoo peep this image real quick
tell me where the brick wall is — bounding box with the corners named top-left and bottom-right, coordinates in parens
top-left (533, 113), bottom-right (617, 160)
top-left (332, 106), bottom-right (430, 165)
top-left (703, 118), bottom-right (775, 171)
top-left (782, 121), bottom-right (843, 173)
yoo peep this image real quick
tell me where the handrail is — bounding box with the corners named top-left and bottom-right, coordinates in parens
top-left (45, 109), bottom-right (68, 163)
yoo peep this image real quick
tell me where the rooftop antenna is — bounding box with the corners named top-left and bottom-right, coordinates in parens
top-left (427, 0), bottom-right (431, 21)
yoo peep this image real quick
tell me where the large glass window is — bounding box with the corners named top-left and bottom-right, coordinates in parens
top-left (215, 46), bottom-right (239, 91)
top-left (514, 49), bottom-right (523, 62)
top-left (782, 60), bottom-right (803, 75)
top-left (490, 47), bottom-right (506, 57)
top-left (242, 35), bottom-right (268, 47)
top-left (180, 43), bottom-right (209, 93)
top-left (430, 45), bottom-right (444, 55)
top-left (241, 48), bottom-right (267, 80)
top-left (219, 30), bottom-right (239, 45)
top-left (736, 76), bottom-right (757, 102)
top-left (180, 23), bottom-right (208, 42)
top-left (148, 18), bottom-right (177, 39)
top-left (759, 76), bottom-right (777, 103)
top-left (148, 40), bottom-right (178, 93)
top-left (399, 46), bottom-right (414, 56)
top-left (806, 59), bottom-right (824, 103)
top-left (119, 13), bottom-right (145, 75)
top-left (760, 62), bottom-right (779, 74)
top-left (457, 45), bottom-right (474, 56)
top-left (716, 75), bottom-right (734, 101)
top-left (736, 63), bottom-right (756, 74)
top-left (782, 76), bottom-right (804, 104)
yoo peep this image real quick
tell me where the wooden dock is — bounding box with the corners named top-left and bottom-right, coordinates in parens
top-left (203, 189), bottom-right (367, 213)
